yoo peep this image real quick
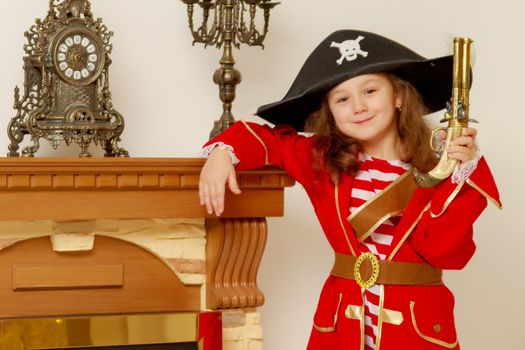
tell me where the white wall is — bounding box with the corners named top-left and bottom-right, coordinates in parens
top-left (1, 1), bottom-right (523, 349)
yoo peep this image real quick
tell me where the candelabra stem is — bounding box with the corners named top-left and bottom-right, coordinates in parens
top-left (210, 0), bottom-right (241, 140)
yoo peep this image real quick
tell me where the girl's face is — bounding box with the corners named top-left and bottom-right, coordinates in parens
top-left (327, 73), bottom-right (401, 153)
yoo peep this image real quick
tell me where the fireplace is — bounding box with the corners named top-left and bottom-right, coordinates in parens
top-left (0, 312), bottom-right (220, 349)
top-left (0, 158), bottom-right (293, 350)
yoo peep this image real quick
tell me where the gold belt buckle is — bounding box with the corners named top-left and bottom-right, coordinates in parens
top-left (353, 252), bottom-right (380, 289)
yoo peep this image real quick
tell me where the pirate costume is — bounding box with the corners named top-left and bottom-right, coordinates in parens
top-left (202, 30), bottom-right (500, 350)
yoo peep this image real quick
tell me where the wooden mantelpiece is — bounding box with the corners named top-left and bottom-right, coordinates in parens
top-left (0, 157), bottom-right (293, 221)
top-left (0, 157), bottom-right (294, 320)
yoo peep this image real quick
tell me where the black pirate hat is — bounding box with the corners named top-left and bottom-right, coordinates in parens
top-left (256, 29), bottom-right (454, 131)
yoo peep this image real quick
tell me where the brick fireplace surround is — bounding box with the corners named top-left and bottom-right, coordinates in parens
top-left (0, 158), bottom-right (293, 350)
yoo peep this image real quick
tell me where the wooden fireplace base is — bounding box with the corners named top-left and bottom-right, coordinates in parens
top-left (0, 157), bottom-right (293, 349)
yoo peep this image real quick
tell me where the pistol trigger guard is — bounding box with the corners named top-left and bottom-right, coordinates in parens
top-left (430, 127), bottom-right (447, 153)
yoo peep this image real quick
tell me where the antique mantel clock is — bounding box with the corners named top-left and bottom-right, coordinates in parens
top-left (7, 0), bottom-right (128, 157)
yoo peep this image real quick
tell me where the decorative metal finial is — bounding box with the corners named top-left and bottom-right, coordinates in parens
top-left (180, 0), bottom-right (279, 139)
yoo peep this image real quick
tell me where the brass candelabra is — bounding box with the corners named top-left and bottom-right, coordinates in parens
top-left (180, 0), bottom-right (280, 139)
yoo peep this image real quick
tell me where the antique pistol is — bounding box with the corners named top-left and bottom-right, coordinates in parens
top-left (413, 37), bottom-right (474, 187)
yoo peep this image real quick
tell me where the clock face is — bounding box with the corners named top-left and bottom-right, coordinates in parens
top-left (52, 28), bottom-right (105, 86)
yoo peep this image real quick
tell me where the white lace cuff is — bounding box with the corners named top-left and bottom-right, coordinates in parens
top-left (201, 142), bottom-right (240, 165)
top-left (451, 149), bottom-right (481, 184)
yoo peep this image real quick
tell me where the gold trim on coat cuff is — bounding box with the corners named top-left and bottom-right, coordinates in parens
top-left (240, 120), bottom-right (269, 165)
top-left (466, 178), bottom-right (502, 209)
top-left (410, 301), bottom-right (458, 349)
top-left (430, 181), bottom-right (465, 218)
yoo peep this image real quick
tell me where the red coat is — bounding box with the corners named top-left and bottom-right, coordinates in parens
top-left (205, 121), bottom-right (501, 350)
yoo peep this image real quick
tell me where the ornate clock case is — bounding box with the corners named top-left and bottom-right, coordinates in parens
top-left (7, 0), bottom-right (128, 157)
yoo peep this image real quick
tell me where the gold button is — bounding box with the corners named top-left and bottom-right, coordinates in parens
top-left (433, 324), bottom-right (442, 333)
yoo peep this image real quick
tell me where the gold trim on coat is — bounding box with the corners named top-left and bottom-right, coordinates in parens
top-left (312, 324), bottom-right (336, 333)
top-left (345, 304), bottom-right (362, 320)
top-left (335, 182), bottom-right (357, 256)
top-left (410, 301), bottom-right (458, 348)
top-left (353, 288), bottom-right (404, 350)
top-left (344, 304), bottom-right (403, 326)
top-left (430, 181), bottom-right (465, 218)
top-left (241, 120), bottom-right (269, 165)
top-left (466, 178), bottom-right (502, 209)
top-left (359, 288), bottom-right (366, 350)
top-left (333, 292), bottom-right (343, 328)
top-left (312, 293), bottom-right (343, 333)
top-left (375, 284), bottom-right (386, 350)
top-left (387, 202), bottom-right (431, 261)
top-left (382, 308), bottom-right (404, 326)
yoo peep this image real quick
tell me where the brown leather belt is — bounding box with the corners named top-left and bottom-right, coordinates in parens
top-left (331, 253), bottom-right (443, 288)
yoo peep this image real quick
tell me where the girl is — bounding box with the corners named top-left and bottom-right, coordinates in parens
top-left (199, 30), bottom-right (500, 350)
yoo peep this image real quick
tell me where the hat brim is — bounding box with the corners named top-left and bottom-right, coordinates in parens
top-left (256, 55), bottom-right (454, 131)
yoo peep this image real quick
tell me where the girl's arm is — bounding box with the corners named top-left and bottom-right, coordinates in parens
top-left (199, 120), bottom-right (314, 216)
top-left (409, 180), bottom-right (487, 269)
top-left (199, 147), bottom-right (241, 216)
top-left (408, 126), bottom-right (500, 269)
top-left (445, 127), bottom-right (478, 164)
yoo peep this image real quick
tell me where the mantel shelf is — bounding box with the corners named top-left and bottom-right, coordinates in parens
top-left (0, 157), bottom-right (295, 221)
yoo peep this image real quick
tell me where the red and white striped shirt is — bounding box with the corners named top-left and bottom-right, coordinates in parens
top-left (350, 153), bottom-right (411, 350)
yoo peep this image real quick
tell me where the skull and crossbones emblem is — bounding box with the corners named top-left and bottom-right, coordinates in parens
top-left (331, 36), bottom-right (368, 65)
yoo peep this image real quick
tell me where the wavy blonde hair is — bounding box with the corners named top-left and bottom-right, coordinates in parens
top-left (304, 73), bottom-right (438, 183)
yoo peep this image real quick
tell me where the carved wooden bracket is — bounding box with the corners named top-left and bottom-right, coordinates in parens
top-left (206, 218), bottom-right (267, 310)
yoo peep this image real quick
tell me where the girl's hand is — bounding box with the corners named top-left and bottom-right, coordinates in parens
top-left (447, 127), bottom-right (478, 163)
top-left (199, 148), bottom-right (242, 216)
top-left (437, 127), bottom-right (478, 163)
